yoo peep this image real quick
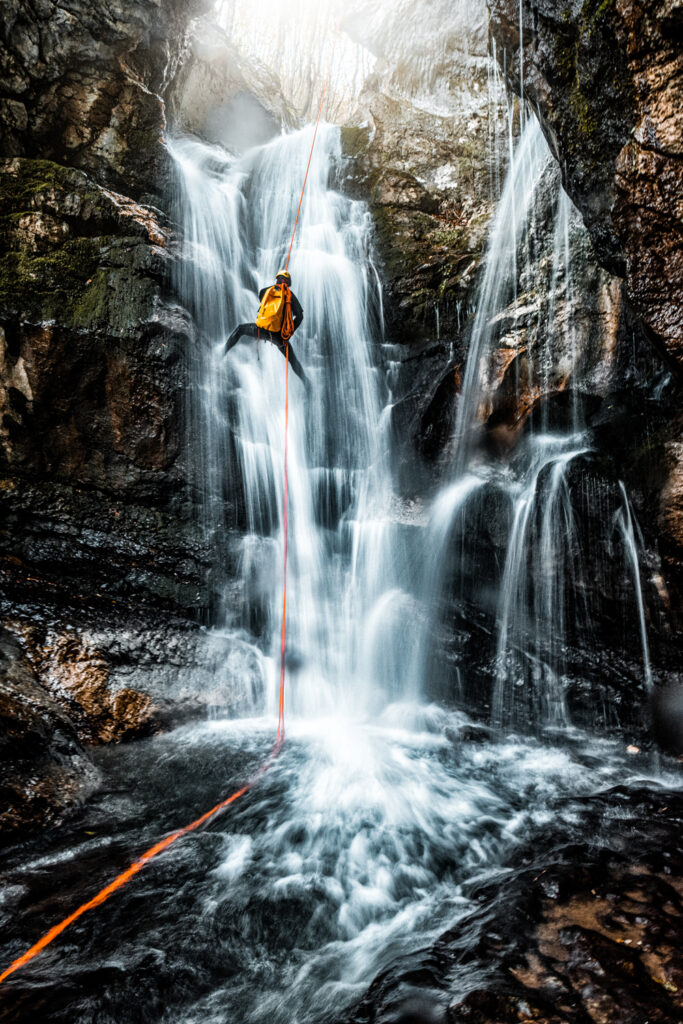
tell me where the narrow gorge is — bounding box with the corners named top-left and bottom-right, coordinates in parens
top-left (0, 1), bottom-right (681, 1022)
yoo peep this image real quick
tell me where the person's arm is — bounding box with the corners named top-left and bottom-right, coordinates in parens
top-left (291, 292), bottom-right (304, 331)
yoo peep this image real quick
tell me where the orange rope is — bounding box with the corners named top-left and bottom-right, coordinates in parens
top-left (276, 341), bottom-right (289, 753)
top-left (0, 38), bottom-right (337, 993)
top-left (278, 39), bottom-right (337, 737)
top-left (0, 783), bottom-right (250, 986)
top-left (284, 41), bottom-right (336, 271)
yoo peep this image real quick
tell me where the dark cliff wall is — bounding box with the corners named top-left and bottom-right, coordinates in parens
top-left (488, 0), bottom-right (683, 371)
top-left (1, 0), bottom-right (208, 198)
top-left (0, 0), bottom-right (216, 836)
top-left (0, 0), bottom-right (214, 620)
top-left (340, 1), bottom-right (681, 731)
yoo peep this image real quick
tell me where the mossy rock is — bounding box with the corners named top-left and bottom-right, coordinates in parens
top-left (340, 123), bottom-right (372, 162)
top-left (0, 237), bottom-right (158, 332)
top-left (0, 158), bottom-right (164, 334)
top-left (0, 158), bottom-right (100, 216)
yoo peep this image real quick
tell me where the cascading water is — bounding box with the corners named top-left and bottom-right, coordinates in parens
top-left (420, 114), bottom-right (656, 734)
top-left (171, 125), bottom-right (418, 718)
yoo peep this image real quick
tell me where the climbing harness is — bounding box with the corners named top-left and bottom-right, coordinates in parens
top-left (0, 39), bottom-right (336, 990)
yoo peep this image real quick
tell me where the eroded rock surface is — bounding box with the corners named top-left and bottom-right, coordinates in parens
top-left (486, 0), bottom-right (683, 673)
top-left (487, 0), bottom-right (683, 375)
top-left (1, 0), bottom-right (210, 198)
top-left (169, 18), bottom-right (297, 151)
top-left (0, 626), bottom-right (97, 841)
top-left (342, 0), bottom-right (495, 346)
top-left (0, 0), bottom-right (225, 840)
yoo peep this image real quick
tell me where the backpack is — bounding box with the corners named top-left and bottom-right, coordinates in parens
top-left (256, 283), bottom-right (294, 340)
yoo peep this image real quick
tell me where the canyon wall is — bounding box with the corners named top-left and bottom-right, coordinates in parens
top-left (339, 0), bottom-right (681, 727)
top-left (0, 0), bottom-right (217, 835)
top-left (1, 0), bottom-right (681, 838)
top-left (487, 0), bottom-right (683, 613)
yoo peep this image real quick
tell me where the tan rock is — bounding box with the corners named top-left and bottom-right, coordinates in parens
top-left (10, 623), bottom-right (157, 744)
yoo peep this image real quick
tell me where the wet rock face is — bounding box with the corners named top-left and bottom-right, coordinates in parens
top-left (0, 0), bottom-right (209, 199)
top-left (0, 626), bottom-right (97, 842)
top-left (169, 19), bottom-right (297, 151)
top-left (349, 786), bottom-right (683, 1024)
top-left (1, 605), bottom-right (217, 746)
top-left (0, 154), bottom-right (214, 618)
top-left (486, 0), bottom-right (683, 642)
top-left (487, 0), bottom-right (683, 376)
top-left (0, 160), bottom-right (189, 494)
top-left (0, 0), bottom-right (223, 838)
top-left (342, 93), bottom-right (492, 348)
top-left (341, 0), bottom-right (495, 347)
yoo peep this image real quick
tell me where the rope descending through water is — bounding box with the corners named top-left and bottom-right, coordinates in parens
top-left (276, 340), bottom-right (289, 752)
top-left (0, 45), bottom-right (335, 990)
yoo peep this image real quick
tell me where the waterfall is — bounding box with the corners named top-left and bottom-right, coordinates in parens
top-left (1, 90), bottom-right (673, 1024)
top-left (616, 481), bottom-right (653, 694)
top-left (452, 118), bottom-right (552, 469)
top-left (491, 438), bottom-right (589, 730)
top-left (170, 113), bottom-right (657, 736)
top-left (422, 114), bottom-right (655, 733)
top-left (171, 125), bottom-right (420, 721)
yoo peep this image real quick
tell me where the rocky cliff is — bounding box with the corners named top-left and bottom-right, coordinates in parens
top-left (1, 0), bottom-right (681, 841)
top-left (487, 0), bottom-right (683, 612)
top-left (338, 0), bottom-right (682, 732)
top-left (488, 0), bottom-right (683, 371)
top-left (0, 0), bottom-right (220, 837)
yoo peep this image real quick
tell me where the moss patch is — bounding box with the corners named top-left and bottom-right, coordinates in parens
top-left (0, 158), bottom-right (161, 333)
top-left (0, 238), bottom-right (104, 322)
top-left (340, 123), bottom-right (372, 162)
top-left (0, 159), bottom-right (98, 217)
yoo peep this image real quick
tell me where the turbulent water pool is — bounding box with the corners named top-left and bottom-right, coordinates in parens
top-left (0, 707), bottom-right (674, 1023)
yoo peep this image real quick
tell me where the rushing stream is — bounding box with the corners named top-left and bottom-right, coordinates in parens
top-left (0, 122), bottom-right (678, 1022)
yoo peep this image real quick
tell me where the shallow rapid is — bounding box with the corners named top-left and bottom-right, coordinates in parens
top-left (1, 707), bottom-right (675, 1023)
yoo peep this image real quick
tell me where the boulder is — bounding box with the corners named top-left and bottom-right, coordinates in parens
top-left (0, 626), bottom-right (97, 841)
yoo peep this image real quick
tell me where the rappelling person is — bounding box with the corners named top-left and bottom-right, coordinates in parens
top-left (224, 270), bottom-right (309, 385)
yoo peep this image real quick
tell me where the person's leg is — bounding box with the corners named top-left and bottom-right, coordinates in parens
top-left (272, 336), bottom-right (309, 385)
top-left (224, 322), bottom-right (260, 353)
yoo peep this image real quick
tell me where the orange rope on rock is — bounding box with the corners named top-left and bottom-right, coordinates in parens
top-left (0, 36), bottom-right (337, 993)
top-left (0, 783), bottom-right (250, 986)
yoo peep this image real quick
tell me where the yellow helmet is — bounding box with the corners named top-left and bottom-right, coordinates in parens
top-left (276, 269), bottom-right (291, 282)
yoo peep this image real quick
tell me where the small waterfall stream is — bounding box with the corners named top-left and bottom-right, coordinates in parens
top-left (420, 117), bottom-right (656, 734)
